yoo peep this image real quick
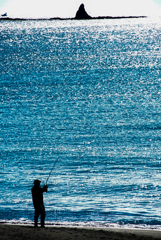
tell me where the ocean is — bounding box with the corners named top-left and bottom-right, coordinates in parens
top-left (0, 16), bottom-right (161, 229)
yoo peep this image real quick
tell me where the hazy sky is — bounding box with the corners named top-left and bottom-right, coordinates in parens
top-left (0, 0), bottom-right (161, 18)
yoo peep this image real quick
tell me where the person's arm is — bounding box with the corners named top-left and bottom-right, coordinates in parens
top-left (42, 184), bottom-right (48, 192)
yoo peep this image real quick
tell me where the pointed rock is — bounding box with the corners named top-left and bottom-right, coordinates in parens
top-left (75, 4), bottom-right (92, 19)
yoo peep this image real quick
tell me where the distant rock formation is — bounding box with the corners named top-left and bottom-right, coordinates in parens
top-left (1, 13), bottom-right (7, 17)
top-left (75, 4), bottom-right (92, 19)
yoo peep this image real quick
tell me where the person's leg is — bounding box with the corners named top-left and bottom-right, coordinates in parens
top-left (40, 204), bottom-right (45, 227)
top-left (34, 208), bottom-right (40, 227)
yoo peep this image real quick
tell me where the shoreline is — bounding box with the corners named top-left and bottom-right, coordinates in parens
top-left (1, 224), bottom-right (161, 240)
top-left (0, 16), bottom-right (147, 21)
top-left (1, 220), bottom-right (161, 230)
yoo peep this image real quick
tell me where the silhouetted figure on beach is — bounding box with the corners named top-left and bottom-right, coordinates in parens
top-left (75, 4), bottom-right (92, 19)
top-left (31, 179), bottom-right (48, 228)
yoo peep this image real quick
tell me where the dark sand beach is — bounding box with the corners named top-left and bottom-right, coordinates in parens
top-left (0, 224), bottom-right (161, 240)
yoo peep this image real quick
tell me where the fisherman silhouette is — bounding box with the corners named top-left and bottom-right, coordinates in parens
top-left (31, 179), bottom-right (48, 228)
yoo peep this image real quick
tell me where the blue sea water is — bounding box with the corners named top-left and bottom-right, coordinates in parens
top-left (0, 17), bottom-right (161, 229)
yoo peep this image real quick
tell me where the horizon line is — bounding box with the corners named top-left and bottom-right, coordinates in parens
top-left (0, 15), bottom-right (147, 21)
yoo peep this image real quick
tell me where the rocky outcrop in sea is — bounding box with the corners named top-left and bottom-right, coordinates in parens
top-left (75, 4), bottom-right (92, 19)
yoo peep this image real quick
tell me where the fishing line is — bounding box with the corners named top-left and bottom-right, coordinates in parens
top-left (45, 158), bottom-right (60, 185)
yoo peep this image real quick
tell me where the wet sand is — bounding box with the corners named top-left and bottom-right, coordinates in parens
top-left (0, 224), bottom-right (161, 240)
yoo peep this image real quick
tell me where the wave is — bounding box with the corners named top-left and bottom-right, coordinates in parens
top-left (1, 219), bottom-right (161, 231)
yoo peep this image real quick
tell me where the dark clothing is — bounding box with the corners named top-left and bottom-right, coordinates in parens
top-left (31, 185), bottom-right (47, 227)
top-left (34, 203), bottom-right (45, 228)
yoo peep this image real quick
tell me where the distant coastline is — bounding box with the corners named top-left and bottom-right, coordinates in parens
top-left (0, 3), bottom-right (147, 21)
top-left (0, 16), bottom-right (147, 21)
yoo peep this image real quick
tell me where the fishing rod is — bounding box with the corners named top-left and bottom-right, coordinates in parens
top-left (45, 158), bottom-right (59, 185)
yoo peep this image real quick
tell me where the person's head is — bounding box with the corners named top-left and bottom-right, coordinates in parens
top-left (34, 179), bottom-right (41, 186)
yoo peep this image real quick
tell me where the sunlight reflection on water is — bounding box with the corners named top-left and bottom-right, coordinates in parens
top-left (0, 17), bottom-right (161, 227)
